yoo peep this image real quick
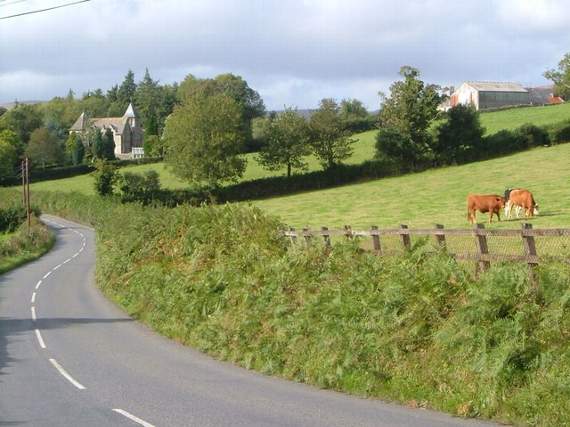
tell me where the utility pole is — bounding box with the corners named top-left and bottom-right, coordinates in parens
top-left (21, 158), bottom-right (31, 235)
top-left (21, 159), bottom-right (26, 207)
top-left (26, 157), bottom-right (31, 235)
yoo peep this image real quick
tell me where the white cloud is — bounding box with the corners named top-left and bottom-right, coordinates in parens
top-left (0, 0), bottom-right (569, 108)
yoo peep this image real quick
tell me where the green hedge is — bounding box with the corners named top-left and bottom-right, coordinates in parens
top-left (0, 157), bottom-right (163, 187)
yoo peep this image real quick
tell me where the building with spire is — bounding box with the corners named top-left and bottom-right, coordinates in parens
top-left (69, 103), bottom-right (144, 158)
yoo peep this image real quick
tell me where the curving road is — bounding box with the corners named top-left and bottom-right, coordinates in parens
top-left (0, 215), bottom-right (497, 427)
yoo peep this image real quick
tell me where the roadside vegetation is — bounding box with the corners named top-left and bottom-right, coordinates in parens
top-left (3, 187), bottom-right (567, 426)
top-left (0, 201), bottom-right (54, 274)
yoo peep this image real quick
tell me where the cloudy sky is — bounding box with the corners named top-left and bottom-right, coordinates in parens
top-left (0, 0), bottom-right (569, 110)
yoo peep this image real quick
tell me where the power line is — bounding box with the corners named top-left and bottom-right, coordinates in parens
top-left (0, 0), bottom-right (90, 20)
top-left (0, 0), bottom-right (31, 8)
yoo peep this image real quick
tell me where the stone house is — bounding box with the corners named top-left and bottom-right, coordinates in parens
top-left (69, 103), bottom-right (144, 158)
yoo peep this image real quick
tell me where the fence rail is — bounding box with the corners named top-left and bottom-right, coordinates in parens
top-left (285, 223), bottom-right (570, 283)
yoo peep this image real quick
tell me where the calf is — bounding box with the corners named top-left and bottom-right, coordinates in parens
top-left (467, 194), bottom-right (505, 224)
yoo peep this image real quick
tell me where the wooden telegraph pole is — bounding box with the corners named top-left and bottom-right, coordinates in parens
top-left (21, 158), bottom-right (31, 235)
top-left (26, 157), bottom-right (31, 235)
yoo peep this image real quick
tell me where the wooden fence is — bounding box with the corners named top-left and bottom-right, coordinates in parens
top-left (285, 223), bottom-right (570, 282)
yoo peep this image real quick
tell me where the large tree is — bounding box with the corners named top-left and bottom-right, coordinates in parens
top-left (257, 109), bottom-right (311, 177)
top-left (118, 69), bottom-right (137, 108)
top-left (339, 98), bottom-right (372, 132)
top-left (177, 73), bottom-right (265, 147)
top-left (102, 128), bottom-right (116, 160)
top-left (25, 128), bottom-right (63, 169)
top-left (544, 53), bottom-right (570, 99)
top-left (433, 105), bottom-right (484, 165)
top-left (0, 103), bottom-right (43, 144)
top-left (135, 68), bottom-right (161, 135)
top-left (65, 133), bottom-right (85, 165)
top-left (309, 98), bottom-right (355, 170)
top-left (163, 93), bottom-right (246, 187)
top-left (0, 130), bottom-right (20, 177)
top-left (378, 66), bottom-right (442, 168)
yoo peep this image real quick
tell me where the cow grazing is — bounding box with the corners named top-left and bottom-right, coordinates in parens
top-left (467, 194), bottom-right (506, 224)
top-left (504, 188), bottom-right (521, 218)
top-left (506, 188), bottom-right (539, 218)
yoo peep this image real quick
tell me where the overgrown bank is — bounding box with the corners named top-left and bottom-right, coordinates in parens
top-left (15, 189), bottom-right (570, 426)
top-left (0, 201), bottom-right (54, 274)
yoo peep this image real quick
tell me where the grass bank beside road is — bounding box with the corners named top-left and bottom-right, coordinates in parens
top-left (0, 218), bottom-right (54, 275)
top-left (7, 188), bottom-right (569, 426)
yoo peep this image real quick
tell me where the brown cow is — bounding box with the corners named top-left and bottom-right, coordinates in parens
top-left (467, 194), bottom-right (505, 224)
top-left (506, 189), bottom-right (539, 218)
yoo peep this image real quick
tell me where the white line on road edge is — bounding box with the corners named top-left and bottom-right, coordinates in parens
top-left (35, 280), bottom-right (42, 290)
top-left (31, 292), bottom-right (36, 303)
top-left (35, 329), bottom-right (46, 349)
top-left (49, 359), bottom-right (86, 390)
top-left (112, 409), bottom-right (155, 427)
top-left (31, 306), bottom-right (36, 321)
top-left (43, 271), bottom-right (51, 279)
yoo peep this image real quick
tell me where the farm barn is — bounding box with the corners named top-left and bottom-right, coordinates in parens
top-left (449, 81), bottom-right (530, 110)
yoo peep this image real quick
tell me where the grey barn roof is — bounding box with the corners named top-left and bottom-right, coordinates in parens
top-left (465, 81), bottom-right (528, 93)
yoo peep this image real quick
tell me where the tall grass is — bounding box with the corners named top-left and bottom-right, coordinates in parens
top-left (0, 216), bottom-right (54, 274)
top-left (17, 189), bottom-right (570, 426)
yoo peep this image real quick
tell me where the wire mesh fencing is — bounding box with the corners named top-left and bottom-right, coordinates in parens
top-left (285, 223), bottom-right (570, 282)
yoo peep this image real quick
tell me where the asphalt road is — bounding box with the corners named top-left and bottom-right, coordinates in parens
top-left (0, 215), bottom-right (498, 427)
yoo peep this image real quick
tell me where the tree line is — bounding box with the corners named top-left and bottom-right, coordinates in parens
top-left (1, 50), bottom-right (569, 188)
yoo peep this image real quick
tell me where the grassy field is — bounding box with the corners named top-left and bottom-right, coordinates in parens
top-left (480, 102), bottom-right (570, 134)
top-left (253, 142), bottom-right (570, 229)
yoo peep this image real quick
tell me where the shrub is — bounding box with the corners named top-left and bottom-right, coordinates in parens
top-left (481, 129), bottom-right (526, 157)
top-left (516, 123), bottom-right (550, 147)
top-left (549, 121), bottom-right (570, 144)
top-left (118, 170), bottom-right (161, 204)
top-left (375, 127), bottom-right (429, 171)
top-left (433, 105), bottom-right (484, 165)
top-left (93, 161), bottom-right (118, 196)
top-left (0, 205), bottom-right (26, 232)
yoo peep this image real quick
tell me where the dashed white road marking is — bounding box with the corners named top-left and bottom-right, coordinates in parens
top-left (48, 359), bottom-right (86, 390)
top-left (53, 263), bottom-right (62, 270)
top-left (35, 280), bottom-right (42, 290)
top-left (31, 306), bottom-right (37, 321)
top-left (63, 258), bottom-right (71, 264)
top-left (43, 271), bottom-right (51, 279)
top-left (112, 409), bottom-right (155, 427)
top-left (35, 329), bottom-right (46, 349)
top-left (31, 292), bottom-right (36, 304)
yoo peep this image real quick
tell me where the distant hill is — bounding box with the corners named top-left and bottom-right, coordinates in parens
top-left (0, 100), bottom-right (44, 110)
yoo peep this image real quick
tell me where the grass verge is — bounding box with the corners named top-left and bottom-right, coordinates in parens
top-left (0, 217), bottom-right (55, 275)
top-left (11, 188), bottom-right (570, 426)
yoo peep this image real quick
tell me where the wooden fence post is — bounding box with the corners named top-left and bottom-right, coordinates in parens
top-left (522, 223), bottom-right (539, 287)
top-left (344, 225), bottom-right (353, 240)
top-left (321, 226), bottom-right (331, 247)
top-left (473, 223), bottom-right (490, 274)
top-left (434, 224), bottom-right (446, 250)
top-left (302, 227), bottom-right (312, 244)
top-left (399, 224), bottom-right (411, 251)
top-left (371, 225), bottom-right (382, 255)
top-left (289, 227), bottom-right (297, 244)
